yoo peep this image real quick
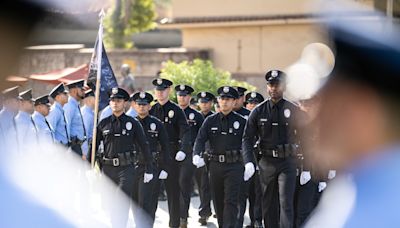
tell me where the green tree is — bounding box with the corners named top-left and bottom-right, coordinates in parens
top-left (104, 0), bottom-right (157, 48)
top-left (159, 59), bottom-right (256, 102)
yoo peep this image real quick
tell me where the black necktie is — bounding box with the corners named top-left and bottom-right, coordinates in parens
top-left (77, 105), bottom-right (87, 140)
top-left (45, 119), bottom-right (55, 142)
top-left (62, 110), bottom-right (69, 142)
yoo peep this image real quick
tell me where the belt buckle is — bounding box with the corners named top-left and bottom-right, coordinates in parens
top-left (272, 150), bottom-right (278, 158)
top-left (218, 155), bottom-right (225, 163)
top-left (112, 158), bottom-right (120, 166)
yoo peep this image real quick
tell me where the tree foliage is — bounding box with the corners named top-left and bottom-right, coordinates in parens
top-left (159, 59), bottom-right (256, 101)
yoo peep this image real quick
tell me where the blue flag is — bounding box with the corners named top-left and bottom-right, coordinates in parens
top-left (87, 38), bottom-right (118, 111)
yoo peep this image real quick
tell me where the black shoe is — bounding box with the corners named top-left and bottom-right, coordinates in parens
top-left (180, 218), bottom-right (188, 228)
top-left (254, 221), bottom-right (263, 228)
top-left (198, 216), bottom-right (208, 226)
top-left (158, 193), bottom-right (167, 201)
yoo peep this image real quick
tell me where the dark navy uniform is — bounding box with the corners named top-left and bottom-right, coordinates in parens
top-left (175, 85), bottom-right (205, 225)
top-left (243, 70), bottom-right (303, 228)
top-left (91, 88), bottom-right (153, 228)
top-left (194, 86), bottom-right (253, 228)
top-left (149, 78), bottom-right (191, 228)
top-left (130, 91), bottom-right (171, 224)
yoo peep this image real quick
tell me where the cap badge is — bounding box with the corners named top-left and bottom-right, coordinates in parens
top-left (201, 92), bottom-right (206, 97)
top-left (251, 92), bottom-right (256, 98)
top-left (180, 85), bottom-right (185, 90)
top-left (157, 78), bottom-right (163, 85)
top-left (223, 87), bottom-right (229, 93)
top-left (271, 70), bottom-right (278, 77)
top-left (139, 92), bottom-right (146, 98)
top-left (112, 88), bottom-right (118, 95)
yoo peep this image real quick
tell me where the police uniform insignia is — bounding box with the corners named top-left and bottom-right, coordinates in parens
top-left (126, 122), bottom-right (133, 130)
top-left (157, 78), bottom-right (163, 85)
top-left (284, 109), bottom-right (291, 118)
top-left (271, 70), bottom-right (278, 77)
top-left (150, 123), bottom-right (156, 131)
top-left (139, 92), bottom-right (146, 98)
top-left (201, 92), bottom-right (206, 97)
top-left (223, 87), bottom-right (229, 93)
top-left (189, 113), bottom-right (195, 120)
top-left (233, 121), bottom-right (240, 129)
top-left (251, 92), bottom-right (257, 98)
top-left (180, 85), bottom-right (185, 90)
top-left (168, 110), bottom-right (174, 118)
top-left (112, 87), bottom-right (118, 94)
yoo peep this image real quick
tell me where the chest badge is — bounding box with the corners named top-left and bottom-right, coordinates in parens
top-left (189, 113), bottom-right (195, 120)
top-left (150, 123), bottom-right (156, 131)
top-left (126, 122), bottom-right (133, 130)
top-left (168, 110), bottom-right (174, 118)
top-left (284, 109), bottom-right (291, 118)
top-left (233, 121), bottom-right (240, 129)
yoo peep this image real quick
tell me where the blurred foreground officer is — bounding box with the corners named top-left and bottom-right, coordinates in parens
top-left (64, 79), bottom-right (86, 157)
top-left (305, 17), bottom-right (400, 228)
top-left (46, 83), bottom-right (69, 146)
top-left (243, 70), bottom-right (302, 228)
top-left (15, 89), bottom-right (37, 151)
top-left (91, 88), bottom-right (153, 228)
top-left (193, 86), bottom-right (255, 228)
top-left (233, 86), bottom-right (250, 119)
top-left (175, 85), bottom-right (204, 228)
top-left (150, 78), bottom-right (191, 228)
top-left (195, 91), bottom-right (215, 225)
top-left (32, 95), bottom-right (53, 144)
top-left (81, 89), bottom-right (95, 160)
top-left (131, 91), bottom-right (171, 225)
top-left (0, 86), bottom-right (20, 149)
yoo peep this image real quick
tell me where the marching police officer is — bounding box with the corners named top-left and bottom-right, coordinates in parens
top-left (193, 86), bottom-right (255, 228)
top-left (243, 70), bottom-right (303, 228)
top-left (195, 91), bottom-right (215, 225)
top-left (233, 86), bottom-right (251, 119)
top-left (149, 78), bottom-right (191, 228)
top-left (81, 89), bottom-right (95, 159)
top-left (15, 89), bottom-right (37, 151)
top-left (64, 79), bottom-right (87, 158)
top-left (32, 95), bottom-right (54, 144)
top-left (0, 86), bottom-right (20, 150)
top-left (175, 84), bottom-right (204, 228)
top-left (46, 83), bottom-right (69, 146)
top-left (130, 91), bottom-right (171, 226)
top-left (91, 87), bottom-right (153, 228)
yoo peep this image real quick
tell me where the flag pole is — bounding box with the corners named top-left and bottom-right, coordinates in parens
top-left (91, 9), bottom-right (105, 168)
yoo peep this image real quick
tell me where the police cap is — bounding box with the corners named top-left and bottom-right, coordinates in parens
top-left (49, 83), bottom-right (67, 99)
top-left (196, 91), bottom-right (215, 103)
top-left (130, 91), bottom-right (154, 105)
top-left (152, 78), bottom-right (173, 90)
top-left (34, 95), bottom-right (50, 106)
top-left (217, 86), bottom-right (239, 99)
top-left (109, 87), bottom-right (129, 101)
top-left (18, 89), bottom-right (33, 101)
top-left (265, 70), bottom-right (286, 84)
top-left (2, 86), bottom-right (19, 100)
top-left (245, 91), bottom-right (264, 104)
top-left (175, 84), bottom-right (194, 96)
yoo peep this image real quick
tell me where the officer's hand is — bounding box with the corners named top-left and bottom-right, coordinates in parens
top-left (244, 162), bottom-right (255, 181)
top-left (159, 170), bottom-right (168, 180)
top-left (192, 155), bottom-right (205, 168)
top-left (175, 151), bottom-right (186, 161)
top-left (300, 171), bottom-right (311, 185)
top-left (82, 155), bottom-right (87, 161)
top-left (318, 182), bottom-right (327, 192)
top-left (328, 170), bottom-right (336, 180)
top-left (144, 173), bottom-right (154, 183)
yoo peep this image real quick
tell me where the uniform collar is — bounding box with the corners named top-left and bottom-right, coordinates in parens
top-left (268, 98), bottom-right (285, 109)
top-left (54, 101), bottom-right (63, 110)
top-left (111, 113), bottom-right (125, 122)
top-left (33, 111), bottom-right (45, 120)
top-left (218, 111), bottom-right (233, 120)
top-left (68, 96), bottom-right (78, 106)
top-left (17, 111), bottom-right (31, 118)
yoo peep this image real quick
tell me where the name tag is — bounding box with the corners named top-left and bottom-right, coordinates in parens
top-left (221, 132), bottom-right (227, 135)
top-left (272, 123), bottom-right (279, 126)
top-left (211, 127), bottom-right (218, 130)
top-left (260, 118), bottom-right (268, 122)
top-left (114, 134), bottom-right (121, 137)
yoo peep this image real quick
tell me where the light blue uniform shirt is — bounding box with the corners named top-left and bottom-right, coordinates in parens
top-left (80, 105), bottom-right (94, 156)
top-left (99, 105), bottom-right (112, 122)
top-left (64, 97), bottom-right (86, 141)
top-left (32, 111), bottom-right (54, 144)
top-left (0, 108), bottom-right (18, 150)
top-left (15, 111), bottom-right (37, 151)
top-left (46, 102), bottom-right (68, 144)
top-left (126, 107), bottom-right (137, 118)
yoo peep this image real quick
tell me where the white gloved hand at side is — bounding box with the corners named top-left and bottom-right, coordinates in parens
top-left (318, 182), bottom-right (327, 192)
top-left (328, 170), bottom-right (336, 180)
top-left (175, 151), bottom-right (186, 161)
top-left (244, 162), bottom-right (255, 181)
top-left (300, 171), bottom-right (311, 185)
top-left (159, 170), bottom-right (168, 179)
top-left (143, 173), bottom-right (154, 183)
top-left (192, 155), bottom-right (205, 168)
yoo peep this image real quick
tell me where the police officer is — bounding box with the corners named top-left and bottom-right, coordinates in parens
top-left (0, 86), bottom-right (20, 150)
top-left (131, 91), bottom-right (171, 225)
top-left (243, 70), bottom-right (303, 228)
top-left (193, 86), bottom-right (255, 228)
top-left (91, 87), bottom-right (153, 228)
top-left (64, 79), bottom-right (86, 158)
top-left (126, 93), bottom-right (138, 118)
top-left (149, 78), bottom-right (191, 228)
top-left (175, 84), bottom-right (204, 228)
top-left (32, 95), bottom-right (54, 144)
top-left (46, 83), bottom-right (69, 146)
top-left (195, 91), bottom-right (215, 225)
top-left (81, 89), bottom-right (95, 159)
top-left (245, 91), bottom-right (264, 111)
top-left (15, 89), bottom-right (37, 151)
top-left (233, 86), bottom-right (251, 119)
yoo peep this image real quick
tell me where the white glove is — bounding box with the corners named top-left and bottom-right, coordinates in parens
top-left (192, 155), bottom-right (205, 168)
top-left (244, 162), bottom-right (255, 181)
top-left (175, 151), bottom-right (186, 161)
top-left (318, 182), bottom-right (327, 192)
top-left (328, 170), bottom-right (336, 180)
top-left (300, 171), bottom-right (311, 185)
top-left (143, 173), bottom-right (153, 183)
top-left (159, 170), bottom-right (168, 180)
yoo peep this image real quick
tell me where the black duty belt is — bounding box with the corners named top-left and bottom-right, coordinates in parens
top-left (207, 150), bottom-right (242, 163)
top-left (261, 144), bottom-right (297, 159)
top-left (101, 151), bottom-right (137, 167)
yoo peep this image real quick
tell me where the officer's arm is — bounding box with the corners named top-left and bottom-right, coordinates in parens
top-left (45, 108), bottom-right (58, 130)
top-left (242, 109), bottom-right (258, 164)
top-left (133, 120), bottom-right (153, 172)
top-left (193, 117), bottom-right (209, 156)
top-left (177, 108), bottom-right (191, 154)
top-left (158, 121), bottom-right (172, 169)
